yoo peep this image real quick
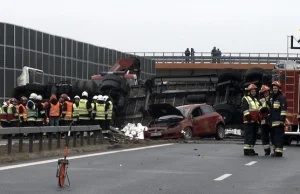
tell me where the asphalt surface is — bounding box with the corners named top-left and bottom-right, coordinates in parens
top-left (0, 142), bottom-right (300, 194)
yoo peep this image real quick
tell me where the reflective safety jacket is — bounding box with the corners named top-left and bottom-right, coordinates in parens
top-left (63, 101), bottom-right (73, 120)
top-left (242, 95), bottom-right (260, 123)
top-left (95, 103), bottom-right (105, 120)
top-left (78, 99), bottom-right (90, 120)
top-left (259, 97), bottom-right (270, 125)
top-left (0, 105), bottom-right (8, 123)
top-left (18, 104), bottom-right (27, 122)
top-left (7, 104), bottom-right (19, 121)
top-left (270, 92), bottom-right (287, 127)
top-left (72, 103), bottom-right (79, 121)
top-left (106, 101), bottom-right (113, 120)
top-left (49, 103), bottom-right (60, 117)
top-left (26, 100), bottom-right (37, 121)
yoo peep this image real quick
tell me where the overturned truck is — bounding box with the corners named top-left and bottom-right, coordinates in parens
top-left (12, 58), bottom-right (272, 130)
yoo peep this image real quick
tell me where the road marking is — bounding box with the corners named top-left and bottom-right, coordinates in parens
top-left (214, 174), bottom-right (232, 181)
top-left (283, 148), bottom-right (287, 151)
top-left (245, 161), bottom-right (257, 166)
top-left (0, 143), bottom-right (174, 171)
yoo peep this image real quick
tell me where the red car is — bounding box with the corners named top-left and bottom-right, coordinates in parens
top-left (144, 103), bottom-right (226, 140)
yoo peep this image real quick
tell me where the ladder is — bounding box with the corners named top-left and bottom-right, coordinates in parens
top-left (284, 69), bottom-right (296, 124)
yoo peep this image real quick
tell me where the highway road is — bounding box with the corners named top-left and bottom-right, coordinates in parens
top-left (0, 142), bottom-right (299, 194)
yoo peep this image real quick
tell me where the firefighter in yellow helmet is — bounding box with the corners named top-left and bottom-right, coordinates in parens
top-left (242, 84), bottom-right (260, 156)
top-left (269, 81), bottom-right (287, 157)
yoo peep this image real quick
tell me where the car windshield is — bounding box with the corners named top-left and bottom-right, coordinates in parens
top-left (176, 106), bottom-right (191, 117)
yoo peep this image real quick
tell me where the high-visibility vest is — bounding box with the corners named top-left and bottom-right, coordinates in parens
top-left (106, 101), bottom-right (113, 120)
top-left (49, 103), bottom-right (60, 117)
top-left (95, 103), bottom-right (105, 120)
top-left (72, 103), bottom-right (79, 120)
top-left (18, 104), bottom-right (28, 121)
top-left (7, 104), bottom-right (19, 121)
top-left (0, 105), bottom-right (8, 122)
top-left (91, 103), bottom-right (96, 114)
top-left (78, 99), bottom-right (89, 120)
top-left (64, 101), bottom-right (73, 120)
top-left (26, 100), bottom-right (37, 121)
top-left (243, 96), bottom-right (260, 123)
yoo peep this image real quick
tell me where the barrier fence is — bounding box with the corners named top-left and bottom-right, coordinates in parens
top-left (128, 52), bottom-right (300, 64)
top-left (0, 125), bottom-right (102, 154)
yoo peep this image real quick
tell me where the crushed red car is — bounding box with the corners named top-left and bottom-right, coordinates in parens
top-left (144, 103), bottom-right (226, 140)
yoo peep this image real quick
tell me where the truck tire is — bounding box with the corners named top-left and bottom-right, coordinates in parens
top-left (245, 67), bottom-right (266, 83)
top-left (213, 103), bottom-right (236, 124)
top-left (186, 94), bottom-right (207, 103)
top-left (84, 80), bottom-right (97, 94)
top-left (100, 74), bottom-right (123, 91)
top-left (218, 68), bottom-right (242, 83)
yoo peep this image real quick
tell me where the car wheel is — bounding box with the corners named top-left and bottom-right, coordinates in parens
top-left (215, 124), bottom-right (225, 140)
top-left (183, 127), bottom-right (193, 140)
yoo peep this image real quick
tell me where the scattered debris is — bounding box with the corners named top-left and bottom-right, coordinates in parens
top-left (120, 123), bottom-right (148, 140)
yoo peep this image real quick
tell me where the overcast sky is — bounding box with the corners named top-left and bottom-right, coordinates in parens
top-left (1, 0), bottom-right (300, 54)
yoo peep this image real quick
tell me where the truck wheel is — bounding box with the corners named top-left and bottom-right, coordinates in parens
top-left (215, 124), bottom-right (225, 140)
top-left (100, 74), bottom-right (123, 91)
top-left (213, 104), bottom-right (236, 124)
top-left (218, 68), bottom-right (241, 83)
top-left (245, 67), bottom-right (266, 83)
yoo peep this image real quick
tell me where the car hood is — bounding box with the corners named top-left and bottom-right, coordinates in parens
top-left (148, 103), bottom-right (184, 119)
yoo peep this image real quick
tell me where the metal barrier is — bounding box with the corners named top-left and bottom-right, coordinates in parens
top-left (0, 125), bottom-right (102, 154)
top-left (127, 52), bottom-right (300, 64)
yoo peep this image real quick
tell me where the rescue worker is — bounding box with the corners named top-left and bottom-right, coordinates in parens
top-left (91, 95), bottom-right (98, 125)
top-left (259, 85), bottom-right (273, 156)
top-left (7, 98), bottom-right (19, 127)
top-left (61, 94), bottom-right (73, 126)
top-left (103, 95), bottom-right (113, 131)
top-left (242, 84), bottom-right (260, 156)
top-left (72, 95), bottom-right (80, 125)
top-left (269, 81), bottom-right (287, 157)
top-left (18, 96), bottom-right (28, 127)
top-left (27, 93), bottom-right (38, 126)
top-left (94, 95), bottom-right (105, 129)
top-left (78, 91), bottom-right (92, 125)
top-left (35, 95), bottom-right (46, 126)
top-left (47, 94), bottom-right (62, 126)
top-left (0, 101), bottom-right (9, 127)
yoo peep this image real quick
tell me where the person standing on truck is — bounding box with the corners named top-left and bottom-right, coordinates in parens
top-left (269, 81), bottom-right (287, 157)
top-left (103, 95), bottom-right (113, 131)
top-left (35, 95), bottom-right (46, 127)
top-left (242, 84), bottom-right (260, 156)
top-left (259, 85), bottom-right (273, 156)
top-left (78, 91), bottom-right (92, 125)
top-left (94, 95), bottom-right (105, 130)
top-left (47, 94), bottom-right (62, 126)
top-left (26, 93), bottom-right (38, 126)
top-left (72, 95), bottom-right (80, 125)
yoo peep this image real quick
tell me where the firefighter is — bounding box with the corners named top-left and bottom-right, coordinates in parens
top-left (242, 84), bottom-right (260, 156)
top-left (61, 94), bottom-right (73, 126)
top-left (78, 91), bottom-right (92, 125)
top-left (259, 85), bottom-right (272, 156)
top-left (94, 95), bottom-right (105, 129)
top-left (18, 96), bottom-right (28, 136)
top-left (27, 93), bottom-right (38, 126)
top-left (47, 94), bottom-right (62, 126)
top-left (269, 81), bottom-right (287, 157)
top-left (35, 95), bottom-right (46, 127)
top-left (103, 95), bottom-right (113, 131)
top-left (91, 95), bottom-right (98, 125)
top-left (7, 98), bottom-right (19, 127)
top-left (72, 95), bottom-right (80, 125)
top-left (0, 101), bottom-right (9, 127)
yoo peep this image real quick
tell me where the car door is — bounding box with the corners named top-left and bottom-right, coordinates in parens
top-left (199, 105), bottom-right (215, 134)
top-left (189, 107), bottom-right (205, 136)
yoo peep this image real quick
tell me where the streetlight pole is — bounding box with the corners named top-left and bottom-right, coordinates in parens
top-left (287, 35), bottom-right (290, 60)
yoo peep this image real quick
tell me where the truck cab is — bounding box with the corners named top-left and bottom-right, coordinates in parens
top-left (16, 66), bottom-right (44, 86)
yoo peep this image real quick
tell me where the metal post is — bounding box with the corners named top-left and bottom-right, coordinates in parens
top-left (287, 35), bottom-right (290, 60)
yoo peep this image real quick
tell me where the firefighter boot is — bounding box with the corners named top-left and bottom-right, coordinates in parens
top-left (271, 149), bottom-right (283, 157)
top-left (250, 149), bottom-right (259, 156)
top-left (264, 148), bottom-right (271, 156)
top-left (244, 149), bottom-right (257, 156)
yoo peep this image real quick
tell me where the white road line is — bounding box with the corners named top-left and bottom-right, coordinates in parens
top-left (214, 174), bottom-right (232, 181)
top-left (245, 161), bottom-right (257, 166)
top-left (0, 143), bottom-right (174, 171)
top-left (283, 148), bottom-right (287, 151)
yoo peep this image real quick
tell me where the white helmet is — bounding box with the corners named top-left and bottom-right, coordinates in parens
top-left (103, 95), bottom-right (109, 101)
top-left (93, 95), bottom-right (98, 100)
top-left (97, 95), bottom-right (104, 101)
top-left (82, 91), bottom-right (88, 97)
top-left (74, 95), bottom-right (80, 99)
top-left (36, 95), bottom-right (42, 101)
top-left (29, 93), bottom-right (37, 100)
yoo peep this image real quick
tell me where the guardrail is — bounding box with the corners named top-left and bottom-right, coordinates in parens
top-left (0, 125), bottom-right (102, 154)
top-left (127, 52), bottom-right (300, 64)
